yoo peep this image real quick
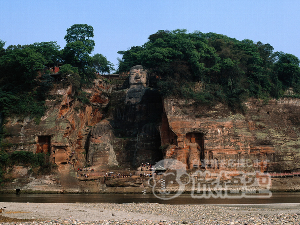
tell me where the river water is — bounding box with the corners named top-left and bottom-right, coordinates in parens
top-left (0, 192), bottom-right (300, 204)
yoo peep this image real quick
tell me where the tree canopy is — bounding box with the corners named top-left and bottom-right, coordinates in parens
top-left (0, 40), bottom-right (5, 56)
top-left (62, 24), bottom-right (97, 83)
top-left (118, 29), bottom-right (300, 110)
top-left (0, 40), bottom-right (4, 49)
top-left (64, 24), bottom-right (95, 47)
top-left (0, 24), bottom-right (112, 119)
top-left (1, 26), bottom-right (300, 120)
top-left (0, 43), bottom-right (55, 117)
top-left (32, 41), bottom-right (61, 67)
top-left (92, 53), bottom-right (114, 74)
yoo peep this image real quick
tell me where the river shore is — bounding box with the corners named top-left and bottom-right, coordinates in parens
top-left (2, 175), bottom-right (300, 194)
top-left (0, 202), bottom-right (299, 224)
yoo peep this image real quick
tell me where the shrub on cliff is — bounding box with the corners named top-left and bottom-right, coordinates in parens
top-left (0, 151), bottom-right (54, 183)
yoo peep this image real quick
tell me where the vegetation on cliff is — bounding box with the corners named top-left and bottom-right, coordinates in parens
top-left (118, 29), bottom-right (300, 110)
top-left (0, 24), bottom-right (114, 118)
top-left (0, 151), bottom-right (53, 183)
top-left (1, 27), bottom-right (299, 120)
top-left (0, 24), bottom-right (115, 147)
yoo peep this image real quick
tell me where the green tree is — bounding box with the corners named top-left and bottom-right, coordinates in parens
top-left (62, 24), bottom-right (96, 80)
top-left (0, 43), bottom-right (56, 117)
top-left (64, 24), bottom-right (95, 49)
top-left (60, 64), bottom-right (81, 91)
top-left (32, 41), bottom-right (61, 67)
top-left (117, 46), bottom-right (144, 72)
top-left (0, 40), bottom-right (4, 49)
top-left (0, 44), bottom-right (46, 92)
top-left (274, 52), bottom-right (300, 91)
top-left (63, 41), bottom-right (93, 69)
top-left (0, 40), bottom-right (5, 56)
top-left (92, 53), bottom-right (114, 74)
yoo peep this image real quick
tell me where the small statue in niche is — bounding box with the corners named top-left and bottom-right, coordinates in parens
top-left (126, 65), bottom-right (148, 104)
top-left (187, 136), bottom-right (201, 169)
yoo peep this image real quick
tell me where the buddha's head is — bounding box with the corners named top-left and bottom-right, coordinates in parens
top-left (129, 65), bottom-right (147, 87)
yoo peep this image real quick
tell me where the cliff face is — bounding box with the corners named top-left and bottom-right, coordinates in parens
top-left (2, 79), bottom-right (110, 173)
top-left (161, 98), bottom-right (300, 172)
top-left (2, 76), bottom-right (164, 175)
top-left (2, 77), bottom-right (300, 184)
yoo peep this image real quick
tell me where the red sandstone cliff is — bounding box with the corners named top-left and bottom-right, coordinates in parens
top-left (2, 77), bottom-right (300, 193)
top-left (160, 97), bottom-right (300, 172)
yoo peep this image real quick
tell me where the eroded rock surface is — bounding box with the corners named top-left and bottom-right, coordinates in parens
top-left (2, 67), bottom-right (300, 192)
top-left (160, 97), bottom-right (300, 172)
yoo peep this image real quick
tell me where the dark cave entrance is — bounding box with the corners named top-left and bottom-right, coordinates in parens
top-left (36, 135), bottom-right (51, 153)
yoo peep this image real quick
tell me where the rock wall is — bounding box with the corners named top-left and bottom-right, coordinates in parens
top-left (3, 75), bottom-right (300, 189)
top-left (2, 79), bottom-right (111, 173)
top-left (161, 98), bottom-right (300, 172)
top-left (87, 119), bottom-right (118, 169)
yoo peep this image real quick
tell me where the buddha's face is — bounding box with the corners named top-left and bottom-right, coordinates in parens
top-left (129, 68), bottom-right (147, 87)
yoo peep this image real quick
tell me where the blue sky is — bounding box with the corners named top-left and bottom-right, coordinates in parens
top-left (1, 0), bottom-right (299, 71)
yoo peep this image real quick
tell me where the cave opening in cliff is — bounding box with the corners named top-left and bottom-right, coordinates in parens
top-left (36, 135), bottom-right (51, 153)
top-left (185, 132), bottom-right (205, 164)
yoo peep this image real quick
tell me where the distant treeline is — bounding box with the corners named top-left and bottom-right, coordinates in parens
top-left (118, 29), bottom-right (300, 111)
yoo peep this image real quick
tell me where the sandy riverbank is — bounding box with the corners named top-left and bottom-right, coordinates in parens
top-left (0, 202), bottom-right (300, 224)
